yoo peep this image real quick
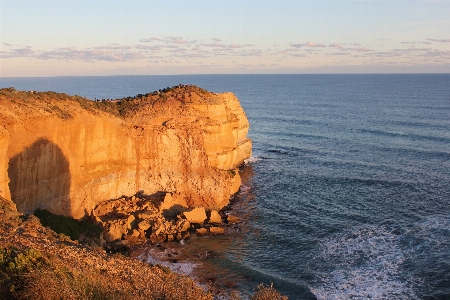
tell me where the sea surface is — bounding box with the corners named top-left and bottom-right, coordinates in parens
top-left (1, 74), bottom-right (450, 299)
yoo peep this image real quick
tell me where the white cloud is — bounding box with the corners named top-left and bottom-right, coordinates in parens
top-left (0, 46), bottom-right (34, 58)
top-left (140, 37), bottom-right (163, 43)
top-left (38, 47), bottom-right (145, 62)
top-left (420, 50), bottom-right (450, 57)
top-left (166, 36), bottom-right (196, 45)
top-left (135, 45), bottom-right (163, 52)
top-left (291, 42), bottom-right (326, 48)
top-left (426, 38), bottom-right (450, 43)
top-left (329, 43), bottom-right (343, 48)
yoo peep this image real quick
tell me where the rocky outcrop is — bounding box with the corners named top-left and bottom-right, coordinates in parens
top-left (91, 192), bottom-right (231, 249)
top-left (0, 86), bottom-right (251, 219)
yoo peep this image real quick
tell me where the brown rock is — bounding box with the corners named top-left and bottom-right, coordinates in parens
top-left (126, 215), bottom-right (135, 229)
top-left (150, 234), bottom-right (166, 244)
top-left (181, 231), bottom-right (190, 240)
top-left (138, 220), bottom-right (151, 231)
top-left (131, 229), bottom-right (140, 237)
top-left (104, 223), bottom-right (124, 242)
top-left (182, 207), bottom-right (207, 224)
top-left (195, 228), bottom-right (209, 236)
top-left (208, 210), bottom-right (222, 224)
top-left (209, 227), bottom-right (225, 235)
top-left (226, 215), bottom-right (241, 224)
top-left (176, 219), bottom-right (191, 232)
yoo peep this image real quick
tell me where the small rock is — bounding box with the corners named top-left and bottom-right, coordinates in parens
top-left (150, 234), bottom-right (166, 244)
top-left (176, 219), bottom-right (191, 232)
top-left (209, 227), bottom-right (225, 235)
top-left (126, 215), bottom-right (136, 229)
top-left (182, 207), bottom-right (207, 224)
top-left (104, 223), bottom-right (124, 242)
top-left (196, 228), bottom-right (209, 236)
top-left (138, 220), bottom-right (151, 231)
top-left (208, 210), bottom-right (222, 224)
top-left (226, 215), bottom-right (241, 224)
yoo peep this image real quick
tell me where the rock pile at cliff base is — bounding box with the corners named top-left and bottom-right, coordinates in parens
top-left (90, 191), bottom-right (240, 254)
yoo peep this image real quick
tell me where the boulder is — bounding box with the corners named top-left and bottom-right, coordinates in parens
top-left (226, 215), bottom-right (241, 224)
top-left (209, 227), bottom-right (225, 235)
top-left (196, 228), bottom-right (209, 236)
top-left (126, 215), bottom-right (135, 229)
top-left (208, 210), bottom-right (222, 224)
top-left (104, 223), bottom-right (124, 242)
top-left (131, 229), bottom-right (140, 237)
top-left (138, 220), bottom-right (151, 231)
top-left (176, 219), bottom-right (191, 232)
top-left (182, 207), bottom-right (207, 224)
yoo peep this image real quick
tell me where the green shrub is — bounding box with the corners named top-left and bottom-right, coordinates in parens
top-left (34, 209), bottom-right (101, 241)
top-left (0, 247), bottom-right (50, 297)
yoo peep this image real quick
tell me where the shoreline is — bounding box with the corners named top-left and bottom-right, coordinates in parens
top-left (128, 162), bottom-right (259, 298)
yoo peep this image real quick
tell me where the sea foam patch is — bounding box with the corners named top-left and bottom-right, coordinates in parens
top-left (310, 222), bottom-right (421, 299)
top-left (137, 244), bottom-right (198, 277)
top-left (244, 156), bottom-right (263, 164)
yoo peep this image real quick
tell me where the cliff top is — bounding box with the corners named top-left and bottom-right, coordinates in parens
top-left (0, 84), bottom-right (227, 121)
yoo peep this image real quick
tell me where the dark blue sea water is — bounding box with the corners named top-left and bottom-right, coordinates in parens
top-left (2, 74), bottom-right (450, 299)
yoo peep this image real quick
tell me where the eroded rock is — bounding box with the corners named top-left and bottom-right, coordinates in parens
top-left (209, 227), bottom-right (225, 235)
top-left (182, 207), bottom-right (207, 224)
top-left (208, 210), bottom-right (222, 224)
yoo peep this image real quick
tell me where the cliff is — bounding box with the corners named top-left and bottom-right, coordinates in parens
top-left (0, 85), bottom-right (252, 219)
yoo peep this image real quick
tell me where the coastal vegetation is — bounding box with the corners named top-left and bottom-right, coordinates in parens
top-left (0, 84), bottom-right (214, 119)
top-left (0, 196), bottom-right (287, 299)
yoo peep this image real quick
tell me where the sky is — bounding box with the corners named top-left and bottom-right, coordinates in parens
top-left (0, 0), bottom-right (449, 77)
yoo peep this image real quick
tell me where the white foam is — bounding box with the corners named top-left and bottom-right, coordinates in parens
top-left (244, 156), bottom-right (262, 164)
top-left (137, 246), bottom-right (198, 277)
top-left (311, 223), bottom-right (421, 299)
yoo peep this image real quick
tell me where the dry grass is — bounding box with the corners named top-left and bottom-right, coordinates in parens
top-left (250, 283), bottom-right (289, 300)
top-left (0, 197), bottom-right (287, 299)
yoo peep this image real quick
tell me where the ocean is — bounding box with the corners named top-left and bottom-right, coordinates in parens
top-left (1, 74), bottom-right (450, 299)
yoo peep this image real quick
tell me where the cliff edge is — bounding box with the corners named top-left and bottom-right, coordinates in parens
top-left (0, 85), bottom-right (252, 219)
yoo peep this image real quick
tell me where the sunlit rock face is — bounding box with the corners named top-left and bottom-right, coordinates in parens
top-left (0, 86), bottom-right (252, 219)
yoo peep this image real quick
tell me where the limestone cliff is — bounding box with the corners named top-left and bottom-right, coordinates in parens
top-left (0, 86), bottom-right (252, 219)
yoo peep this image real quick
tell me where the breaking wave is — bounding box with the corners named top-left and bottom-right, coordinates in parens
top-left (310, 214), bottom-right (450, 299)
top-left (244, 156), bottom-right (263, 164)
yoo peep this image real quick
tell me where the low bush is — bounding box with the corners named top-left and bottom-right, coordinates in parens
top-left (34, 209), bottom-right (101, 241)
top-left (0, 247), bottom-right (50, 297)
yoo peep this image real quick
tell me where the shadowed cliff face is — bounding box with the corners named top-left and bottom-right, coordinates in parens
top-left (8, 138), bottom-right (71, 215)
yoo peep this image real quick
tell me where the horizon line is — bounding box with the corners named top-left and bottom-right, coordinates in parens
top-left (1, 72), bottom-right (450, 79)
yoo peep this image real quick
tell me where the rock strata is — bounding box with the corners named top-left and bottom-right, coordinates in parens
top-left (0, 86), bottom-right (251, 219)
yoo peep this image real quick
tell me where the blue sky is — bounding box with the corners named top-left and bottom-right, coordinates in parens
top-left (1, 0), bottom-right (449, 76)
